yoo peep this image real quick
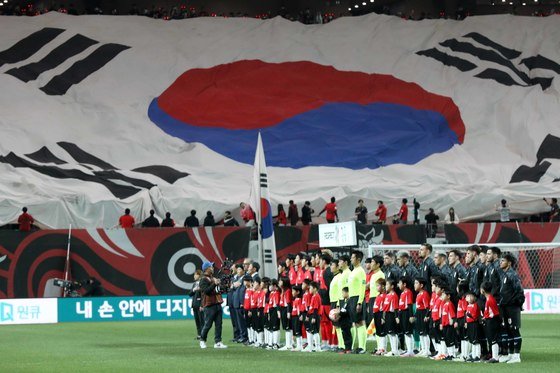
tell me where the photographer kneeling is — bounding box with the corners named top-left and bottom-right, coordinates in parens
top-left (199, 261), bottom-right (228, 349)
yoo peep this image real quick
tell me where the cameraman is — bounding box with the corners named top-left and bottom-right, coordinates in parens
top-left (199, 261), bottom-right (228, 349)
top-left (82, 277), bottom-right (104, 297)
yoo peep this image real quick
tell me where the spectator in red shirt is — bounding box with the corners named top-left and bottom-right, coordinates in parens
top-left (318, 197), bottom-right (339, 223)
top-left (18, 207), bottom-right (34, 232)
top-left (240, 202), bottom-right (256, 227)
top-left (274, 204), bottom-right (287, 226)
top-left (374, 201), bottom-right (387, 224)
top-left (288, 200), bottom-right (299, 226)
top-left (119, 208), bottom-right (135, 228)
top-left (397, 198), bottom-right (408, 224)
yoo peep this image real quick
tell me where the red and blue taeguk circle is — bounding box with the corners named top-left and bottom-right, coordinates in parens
top-left (260, 198), bottom-right (273, 239)
top-left (148, 60), bottom-right (465, 169)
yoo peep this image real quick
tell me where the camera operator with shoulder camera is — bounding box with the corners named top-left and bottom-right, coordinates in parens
top-left (82, 277), bottom-right (104, 297)
top-left (199, 261), bottom-right (228, 349)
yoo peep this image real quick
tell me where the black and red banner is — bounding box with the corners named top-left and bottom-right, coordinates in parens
top-left (0, 224), bottom-right (426, 299)
top-left (1, 223), bottom-right (556, 298)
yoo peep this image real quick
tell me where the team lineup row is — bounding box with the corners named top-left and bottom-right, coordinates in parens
top-left (195, 244), bottom-right (524, 364)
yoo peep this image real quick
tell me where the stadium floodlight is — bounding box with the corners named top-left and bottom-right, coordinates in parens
top-left (348, 7), bottom-right (352, 11)
top-left (370, 0), bottom-right (374, 2)
top-left (362, 2), bottom-right (366, 5)
top-left (354, 4), bottom-right (359, 8)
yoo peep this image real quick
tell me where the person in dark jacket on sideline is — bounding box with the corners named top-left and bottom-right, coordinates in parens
top-left (199, 262), bottom-right (227, 349)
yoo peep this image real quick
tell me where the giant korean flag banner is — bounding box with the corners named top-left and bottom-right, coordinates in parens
top-left (0, 13), bottom-right (559, 228)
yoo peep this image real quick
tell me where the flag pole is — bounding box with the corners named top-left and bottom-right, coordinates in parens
top-left (63, 224), bottom-right (72, 297)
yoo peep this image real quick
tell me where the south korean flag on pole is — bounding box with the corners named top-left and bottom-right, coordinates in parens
top-left (250, 133), bottom-right (278, 279)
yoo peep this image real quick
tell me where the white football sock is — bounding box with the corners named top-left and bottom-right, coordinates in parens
top-left (389, 334), bottom-right (398, 353)
top-left (286, 331), bottom-right (293, 348)
top-left (492, 343), bottom-right (499, 360)
top-left (473, 343), bottom-right (480, 358)
top-left (314, 334), bottom-right (321, 350)
top-left (440, 341), bottom-right (446, 355)
top-left (379, 336), bottom-right (387, 351)
top-left (423, 336), bottom-right (430, 353)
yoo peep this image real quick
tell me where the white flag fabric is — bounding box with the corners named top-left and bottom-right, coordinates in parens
top-left (250, 133), bottom-right (278, 279)
top-left (0, 13), bottom-right (559, 228)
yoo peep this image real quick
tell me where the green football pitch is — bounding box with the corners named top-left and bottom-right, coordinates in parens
top-left (1, 314), bottom-right (558, 372)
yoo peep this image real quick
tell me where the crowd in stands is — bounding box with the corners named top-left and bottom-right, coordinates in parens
top-left (0, 3), bottom-right (340, 23)
top-left (2, 2), bottom-right (558, 22)
top-left (196, 244), bottom-right (525, 364)
top-left (13, 197), bottom-right (558, 232)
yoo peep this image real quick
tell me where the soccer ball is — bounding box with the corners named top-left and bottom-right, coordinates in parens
top-left (329, 308), bottom-right (340, 322)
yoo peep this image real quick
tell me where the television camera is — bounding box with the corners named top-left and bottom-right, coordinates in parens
top-left (53, 278), bottom-right (84, 297)
top-left (214, 258), bottom-right (234, 294)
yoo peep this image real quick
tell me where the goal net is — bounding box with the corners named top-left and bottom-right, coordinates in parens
top-left (366, 243), bottom-right (560, 289)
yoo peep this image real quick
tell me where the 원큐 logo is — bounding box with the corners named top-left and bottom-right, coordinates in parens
top-left (0, 302), bottom-right (14, 322)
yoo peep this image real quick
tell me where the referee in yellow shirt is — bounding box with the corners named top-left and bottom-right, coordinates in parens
top-left (348, 250), bottom-right (367, 354)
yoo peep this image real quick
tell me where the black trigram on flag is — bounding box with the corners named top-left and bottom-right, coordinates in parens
top-left (510, 134), bottom-right (560, 184)
top-left (417, 32), bottom-right (560, 90)
top-left (0, 27), bottom-right (130, 95)
top-left (260, 173), bottom-right (268, 188)
top-left (0, 142), bottom-right (189, 199)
